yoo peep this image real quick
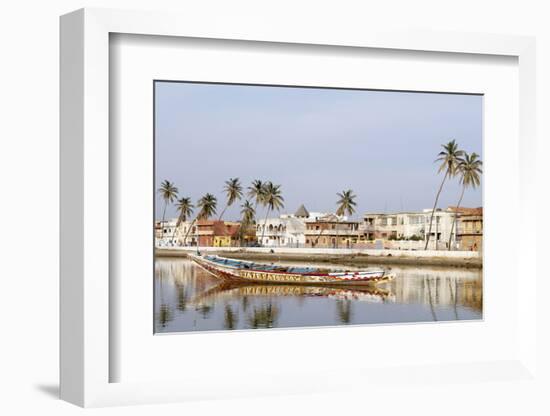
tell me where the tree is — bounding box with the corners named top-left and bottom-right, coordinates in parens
top-left (240, 200), bottom-right (256, 225)
top-left (259, 182), bottom-right (284, 246)
top-left (424, 140), bottom-right (464, 250)
top-left (171, 196), bottom-right (194, 244)
top-left (157, 180), bottom-right (178, 241)
top-left (197, 193), bottom-right (218, 220)
top-left (239, 200), bottom-right (256, 246)
top-left (182, 193), bottom-right (218, 246)
top-left (447, 152), bottom-right (483, 250)
top-left (247, 179), bottom-right (266, 214)
top-left (218, 177), bottom-right (243, 220)
top-left (336, 189), bottom-right (357, 217)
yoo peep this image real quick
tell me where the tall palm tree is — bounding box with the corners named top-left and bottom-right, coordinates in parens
top-left (157, 180), bottom-right (178, 240)
top-left (336, 190), bottom-right (357, 217)
top-left (424, 140), bottom-right (464, 250)
top-left (239, 200), bottom-right (256, 246)
top-left (259, 182), bottom-right (284, 246)
top-left (247, 179), bottom-right (266, 213)
top-left (182, 193), bottom-right (218, 245)
top-left (447, 152), bottom-right (483, 250)
top-left (218, 177), bottom-right (243, 220)
top-left (157, 180), bottom-right (178, 222)
top-left (171, 196), bottom-right (194, 244)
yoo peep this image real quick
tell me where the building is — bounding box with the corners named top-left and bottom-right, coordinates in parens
top-left (255, 205), bottom-right (309, 247)
top-left (304, 214), bottom-right (363, 248)
top-left (155, 219), bottom-right (196, 247)
top-left (455, 207), bottom-right (483, 251)
top-left (155, 219), bottom-right (179, 246)
top-left (196, 220), bottom-right (241, 247)
top-left (363, 209), bottom-right (457, 250)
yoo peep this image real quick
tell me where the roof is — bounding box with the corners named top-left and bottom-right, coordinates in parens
top-left (448, 206), bottom-right (483, 216)
top-left (294, 204), bottom-right (310, 218)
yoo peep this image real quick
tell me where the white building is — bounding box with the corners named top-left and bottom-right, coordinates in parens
top-left (255, 204), bottom-right (313, 247)
top-left (363, 208), bottom-right (458, 250)
top-left (155, 219), bottom-right (195, 247)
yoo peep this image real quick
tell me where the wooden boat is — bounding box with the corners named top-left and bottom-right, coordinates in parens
top-left (189, 253), bottom-right (394, 286)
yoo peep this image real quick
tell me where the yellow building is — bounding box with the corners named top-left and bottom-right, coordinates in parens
top-left (213, 235), bottom-right (232, 247)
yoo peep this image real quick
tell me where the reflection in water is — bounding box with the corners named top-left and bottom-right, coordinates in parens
top-left (248, 304), bottom-right (279, 329)
top-left (224, 305), bottom-right (238, 330)
top-left (157, 304), bottom-right (173, 328)
top-left (154, 258), bottom-right (482, 333)
top-left (336, 300), bottom-right (352, 324)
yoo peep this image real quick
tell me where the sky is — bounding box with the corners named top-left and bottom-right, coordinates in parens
top-left (155, 81), bottom-right (483, 222)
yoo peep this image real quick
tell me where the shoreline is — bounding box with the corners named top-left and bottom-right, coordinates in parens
top-left (155, 248), bottom-right (482, 269)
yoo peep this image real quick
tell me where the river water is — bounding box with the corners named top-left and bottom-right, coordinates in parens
top-left (154, 258), bottom-right (482, 333)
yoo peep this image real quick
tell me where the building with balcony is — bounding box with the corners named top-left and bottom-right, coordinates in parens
top-left (304, 214), bottom-right (363, 248)
top-left (455, 207), bottom-right (483, 251)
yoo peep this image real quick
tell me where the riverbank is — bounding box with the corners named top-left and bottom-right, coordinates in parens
top-left (155, 247), bottom-right (482, 269)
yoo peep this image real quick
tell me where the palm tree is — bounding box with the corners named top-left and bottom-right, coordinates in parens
top-left (259, 182), bottom-right (284, 246)
top-left (447, 152), bottom-right (483, 250)
top-left (182, 193), bottom-right (218, 246)
top-left (240, 200), bottom-right (256, 225)
top-left (197, 193), bottom-right (218, 220)
top-left (218, 178), bottom-right (243, 220)
top-left (337, 190), bottom-right (357, 248)
top-left (424, 140), bottom-right (464, 250)
top-left (171, 196), bottom-right (194, 244)
top-left (238, 200), bottom-right (256, 246)
top-left (336, 190), bottom-right (357, 217)
top-left (247, 179), bottom-right (265, 212)
top-left (157, 180), bottom-right (178, 235)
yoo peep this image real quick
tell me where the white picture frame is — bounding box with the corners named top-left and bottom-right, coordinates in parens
top-left (60, 8), bottom-right (538, 407)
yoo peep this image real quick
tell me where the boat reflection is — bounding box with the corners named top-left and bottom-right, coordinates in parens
top-left (189, 281), bottom-right (395, 308)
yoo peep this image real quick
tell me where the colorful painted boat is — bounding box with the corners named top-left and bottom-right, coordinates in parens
top-left (189, 253), bottom-right (394, 286)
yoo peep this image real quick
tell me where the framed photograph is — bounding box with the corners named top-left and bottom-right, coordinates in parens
top-left (60, 8), bottom-right (538, 407)
top-left (153, 80), bottom-right (483, 334)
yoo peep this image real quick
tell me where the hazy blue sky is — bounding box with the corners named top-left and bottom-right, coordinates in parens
top-left (155, 82), bottom-right (482, 221)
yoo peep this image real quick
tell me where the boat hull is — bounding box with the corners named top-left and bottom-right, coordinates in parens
top-left (190, 254), bottom-right (394, 286)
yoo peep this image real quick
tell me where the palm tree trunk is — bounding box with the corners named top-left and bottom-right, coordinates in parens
top-left (171, 215), bottom-right (186, 245)
top-left (260, 208), bottom-right (271, 246)
top-left (314, 227), bottom-right (327, 246)
top-left (160, 202), bottom-right (167, 244)
top-left (424, 171), bottom-right (448, 250)
top-left (448, 185), bottom-right (465, 250)
top-left (218, 204), bottom-right (228, 221)
top-left (183, 217), bottom-right (198, 246)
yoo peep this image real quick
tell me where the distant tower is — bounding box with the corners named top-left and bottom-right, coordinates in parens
top-left (294, 204), bottom-right (310, 219)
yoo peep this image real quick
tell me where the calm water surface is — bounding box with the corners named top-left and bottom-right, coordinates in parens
top-left (154, 258), bottom-right (482, 333)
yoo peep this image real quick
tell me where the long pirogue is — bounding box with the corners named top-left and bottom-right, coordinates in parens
top-left (189, 253), bottom-right (394, 286)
